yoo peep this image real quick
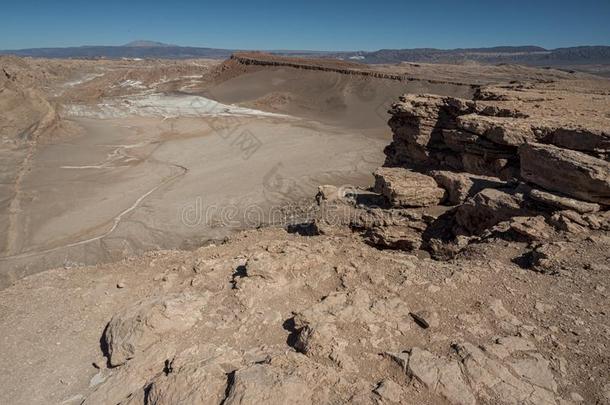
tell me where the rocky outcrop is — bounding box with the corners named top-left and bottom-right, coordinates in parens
top-left (104, 293), bottom-right (209, 366)
top-left (385, 94), bottom-right (476, 166)
top-left (296, 86), bottom-right (610, 268)
top-left (388, 336), bottom-right (565, 405)
top-left (231, 53), bottom-right (477, 86)
top-left (384, 94), bottom-right (526, 179)
top-left (379, 88), bottom-right (609, 249)
top-left (385, 92), bottom-right (610, 196)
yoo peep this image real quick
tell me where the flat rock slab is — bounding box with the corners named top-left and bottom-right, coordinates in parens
top-left (520, 143), bottom-right (610, 205)
top-left (456, 114), bottom-right (536, 146)
top-left (528, 188), bottom-right (601, 213)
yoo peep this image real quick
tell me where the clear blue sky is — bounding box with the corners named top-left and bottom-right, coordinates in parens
top-left (1, 0), bottom-right (609, 51)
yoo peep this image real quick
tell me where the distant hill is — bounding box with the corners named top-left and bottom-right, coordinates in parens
top-left (1, 42), bottom-right (609, 66)
top-left (122, 40), bottom-right (175, 47)
top-left (0, 44), bottom-right (234, 59)
top-left (341, 46), bottom-right (610, 65)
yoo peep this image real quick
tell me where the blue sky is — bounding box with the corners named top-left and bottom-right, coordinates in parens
top-left (1, 0), bottom-right (609, 51)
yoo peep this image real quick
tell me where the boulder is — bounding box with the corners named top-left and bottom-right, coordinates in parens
top-left (528, 242), bottom-right (570, 274)
top-left (374, 380), bottom-right (402, 403)
top-left (508, 216), bottom-right (550, 241)
top-left (104, 293), bottom-right (208, 367)
top-left (364, 225), bottom-right (423, 251)
top-left (519, 143), bottom-right (610, 205)
top-left (430, 171), bottom-right (474, 205)
top-left (430, 170), bottom-right (506, 205)
top-left (455, 188), bottom-right (529, 234)
top-left (374, 167), bottom-right (446, 207)
top-left (549, 211), bottom-right (588, 234)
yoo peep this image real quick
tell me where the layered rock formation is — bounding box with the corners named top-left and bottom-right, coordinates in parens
top-left (302, 80), bottom-right (610, 273)
top-left (230, 53), bottom-right (477, 86)
top-left (376, 84), bottom-right (609, 244)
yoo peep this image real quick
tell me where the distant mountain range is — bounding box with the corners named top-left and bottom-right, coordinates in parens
top-left (2, 41), bottom-right (609, 66)
top-left (122, 40), bottom-right (177, 47)
top-left (0, 41), bottom-right (234, 59)
top-left (341, 46), bottom-right (610, 65)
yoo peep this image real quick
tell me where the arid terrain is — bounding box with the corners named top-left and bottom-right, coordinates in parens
top-left (0, 53), bottom-right (609, 405)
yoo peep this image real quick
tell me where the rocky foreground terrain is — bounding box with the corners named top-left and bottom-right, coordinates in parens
top-left (0, 55), bottom-right (609, 404)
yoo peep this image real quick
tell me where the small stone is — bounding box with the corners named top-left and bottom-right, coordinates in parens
top-left (427, 284), bottom-right (441, 293)
top-left (116, 282), bottom-right (126, 289)
top-left (374, 379), bottom-right (402, 403)
top-left (410, 310), bottom-right (440, 329)
top-left (89, 371), bottom-right (106, 388)
top-left (570, 392), bottom-right (584, 402)
top-left (316, 185), bottom-right (339, 204)
top-left (603, 383), bottom-right (610, 400)
top-left (535, 301), bottom-right (555, 313)
top-left (557, 357), bottom-right (568, 376)
top-left (489, 299), bottom-right (521, 326)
